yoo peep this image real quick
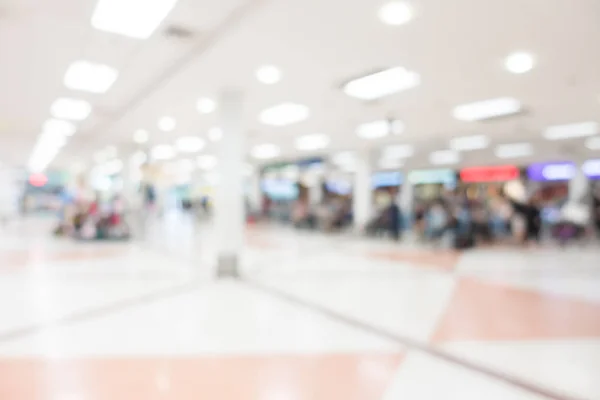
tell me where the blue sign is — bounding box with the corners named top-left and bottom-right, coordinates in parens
top-left (372, 171), bottom-right (403, 188)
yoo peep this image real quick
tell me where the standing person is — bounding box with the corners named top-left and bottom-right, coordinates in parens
top-left (429, 200), bottom-right (448, 246)
top-left (503, 190), bottom-right (542, 246)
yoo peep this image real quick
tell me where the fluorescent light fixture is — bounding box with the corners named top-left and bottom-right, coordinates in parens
top-left (344, 67), bottom-right (420, 101)
top-left (295, 134), bottom-right (330, 151)
top-left (494, 142), bottom-right (533, 159)
top-left (151, 144), bottom-right (176, 160)
top-left (505, 52), bottom-right (535, 74)
top-left (196, 155), bottom-right (217, 170)
top-left (38, 131), bottom-right (67, 148)
top-left (196, 97), bottom-right (217, 114)
top-left (158, 116), bottom-right (176, 132)
top-left (543, 121), bottom-right (599, 140)
top-left (207, 126), bottom-right (222, 142)
top-left (43, 119), bottom-right (76, 137)
top-left (133, 129), bottom-right (149, 144)
top-left (50, 98), bottom-right (92, 121)
top-left (429, 150), bottom-right (460, 165)
top-left (586, 136), bottom-right (600, 150)
top-left (64, 60), bottom-right (118, 93)
top-left (91, 0), bottom-right (178, 39)
top-left (259, 103), bottom-right (309, 126)
top-left (381, 144), bottom-right (414, 159)
top-left (356, 120), bottom-right (389, 139)
top-left (378, 158), bottom-right (404, 170)
top-left (449, 134), bottom-right (489, 151)
top-left (251, 143), bottom-right (281, 159)
top-left (453, 97), bottom-right (521, 122)
top-left (175, 136), bottom-right (205, 153)
top-left (378, 1), bottom-right (413, 26)
top-left (27, 140), bottom-right (61, 172)
top-left (256, 65), bottom-right (282, 84)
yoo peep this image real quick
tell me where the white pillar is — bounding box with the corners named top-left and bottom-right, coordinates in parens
top-left (247, 170), bottom-right (262, 214)
top-left (215, 89), bottom-right (245, 277)
top-left (399, 179), bottom-right (413, 229)
top-left (569, 162), bottom-right (590, 203)
top-left (353, 150), bottom-right (373, 231)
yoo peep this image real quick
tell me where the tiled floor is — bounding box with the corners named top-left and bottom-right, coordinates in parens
top-left (0, 217), bottom-right (598, 399)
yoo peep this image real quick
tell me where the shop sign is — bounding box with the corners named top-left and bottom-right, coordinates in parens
top-left (527, 162), bottom-right (575, 181)
top-left (408, 169), bottom-right (455, 184)
top-left (460, 165), bottom-right (519, 182)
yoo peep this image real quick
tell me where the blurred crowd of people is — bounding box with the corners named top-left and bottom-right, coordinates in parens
top-left (280, 185), bottom-right (600, 249)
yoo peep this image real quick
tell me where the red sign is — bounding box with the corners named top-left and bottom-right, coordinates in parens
top-left (28, 173), bottom-right (48, 187)
top-left (460, 165), bottom-right (519, 182)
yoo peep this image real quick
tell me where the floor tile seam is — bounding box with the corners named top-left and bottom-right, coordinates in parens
top-left (241, 278), bottom-right (585, 400)
top-left (0, 277), bottom-right (209, 344)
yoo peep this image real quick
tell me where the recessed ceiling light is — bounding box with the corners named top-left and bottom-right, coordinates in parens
top-left (175, 136), bottom-right (205, 153)
top-left (256, 65), bottom-right (282, 84)
top-left (543, 121), bottom-right (599, 140)
top-left (133, 129), bottom-right (149, 144)
top-left (378, 157), bottom-right (404, 170)
top-left (505, 52), bottom-right (535, 74)
top-left (207, 126), bottom-right (223, 142)
top-left (151, 144), bottom-right (176, 160)
top-left (196, 155), bottom-right (217, 170)
top-left (586, 136), bottom-right (600, 150)
top-left (378, 1), bottom-right (413, 26)
top-left (259, 103), bottom-right (309, 126)
top-left (381, 144), bottom-right (414, 159)
top-left (196, 97), bottom-right (217, 114)
top-left (356, 120), bottom-right (391, 139)
top-left (295, 134), bottom-right (330, 151)
top-left (494, 142), bottom-right (533, 158)
top-left (103, 158), bottom-right (124, 175)
top-left (449, 134), bottom-right (490, 151)
top-left (158, 116), bottom-right (176, 132)
top-left (64, 60), bottom-right (119, 93)
top-left (344, 67), bottom-right (420, 101)
top-left (43, 119), bottom-right (76, 137)
top-left (251, 143), bottom-right (281, 159)
top-left (452, 97), bottom-right (522, 122)
top-left (50, 98), bottom-right (92, 121)
top-left (91, 0), bottom-right (178, 39)
top-left (429, 150), bottom-right (460, 165)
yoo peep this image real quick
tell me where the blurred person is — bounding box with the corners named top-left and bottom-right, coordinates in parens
top-left (414, 203), bottom-right (427, 241)
top-left (502, 190), bottom-right (542, 246)
top-left (428, 200), bottom-right (448, 246)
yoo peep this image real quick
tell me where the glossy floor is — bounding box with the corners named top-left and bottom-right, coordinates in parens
top-left (0, 216), bottom-right (599, 400)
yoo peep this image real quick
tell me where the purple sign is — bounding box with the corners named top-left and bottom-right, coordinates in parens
top-left (583, 159), bottom-right (600, 179)
top-left (527, 162), bottom-right (576, 181)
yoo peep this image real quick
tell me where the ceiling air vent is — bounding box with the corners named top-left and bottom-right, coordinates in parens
top-left (163, 25), bottom-right (195, 40)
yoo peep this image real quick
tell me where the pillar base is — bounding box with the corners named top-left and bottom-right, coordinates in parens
top-left (216, 253), bottom-right (240, 278)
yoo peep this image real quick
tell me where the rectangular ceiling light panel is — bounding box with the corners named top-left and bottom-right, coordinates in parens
top-left (382, 144), bottom-right (414, 159)
top-left (259, 103), bottom-right (309, 126)
top-left (64, 60), bottom-right (119, 93)
top-left (356, 120), bottom-right (390, 139)
top-left (453, 97), bottom-right (522, 122)
top-left (429, 150), bottom-right (460, 165)
top-left (50, 98), bottom-right (92, 121)
top-left (494, 142), bottom-right (533, 159)
top-left (543, 121), bottom-right (599, 140)
top-left (91, 0), bottom-right (178, 39)
top-left (449, 134), bottom-right (489, 151)
top-left (295, 134), bottom-right (330, 151)
top-left (344, 67), bottom-right (420, 101)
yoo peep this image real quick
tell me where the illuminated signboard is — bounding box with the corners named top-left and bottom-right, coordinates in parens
top-left (460, 165), bottom-right (519, 182)
top-left (527, 162), bottom-right (576, 181)
top-left (408, 169), bottom-right (456, 184)
top-left (372, 171), bottom-right (403, 188)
